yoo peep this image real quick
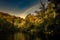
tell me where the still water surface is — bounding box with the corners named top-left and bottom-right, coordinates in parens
top-left (0, 32), bottom-right (30, 40)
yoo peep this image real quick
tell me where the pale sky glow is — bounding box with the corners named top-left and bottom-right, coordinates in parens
top-left (0, 0), bottom-right (48, 18)
top-left (14, 4), bottom-right (41, 18)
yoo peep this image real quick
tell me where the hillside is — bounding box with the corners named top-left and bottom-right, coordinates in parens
top-left (0, 2), bottom-right (58, 32)
top-left (0, 0), bottom-right (60, 40)
top-left (0, 12), bottom-right (26, 31)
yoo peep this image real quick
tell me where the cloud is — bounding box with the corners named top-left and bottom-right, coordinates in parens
top-left (23, 4), bottom-right (40, 13)
top-left (16, 3), bottom-right (40, 18)
top-left (18, 0), bottom-right (48, 18)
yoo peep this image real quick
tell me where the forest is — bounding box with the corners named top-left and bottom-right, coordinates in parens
top-left (0, 0), bottom-right (60, 40)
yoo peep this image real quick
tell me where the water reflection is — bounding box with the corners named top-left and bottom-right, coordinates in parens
top-left (0, 31), bottom-right (59, 40)
top-left (0, 31), bottom-right (14, 40)
top-left (14, 32), bottom-right (25, 40)
top-left (0, 32), bottom-right (29, 40)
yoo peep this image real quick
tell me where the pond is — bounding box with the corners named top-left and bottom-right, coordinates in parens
top-left (0, 31), bottom-right (45, 40)
top-left (0, 32), bottom-right (31, 40)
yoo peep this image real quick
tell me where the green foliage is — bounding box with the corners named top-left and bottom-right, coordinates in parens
top-left (0, 12), bottom-right (24, 32)
top-left (0, 0), bottom-right (60, 39)
top-left (22, 2), bottom-right (60, 40)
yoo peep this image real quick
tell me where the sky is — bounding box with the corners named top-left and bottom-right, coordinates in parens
top-left (0, 0), bottom-right (48, 18)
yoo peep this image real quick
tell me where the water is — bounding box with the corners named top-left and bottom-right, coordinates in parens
top-left (0, 32), bottom-right (28, 40)
top-left (0, 32), bottom-right (41, 40)
top-left (14, 32), bottom-right (25, 40)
